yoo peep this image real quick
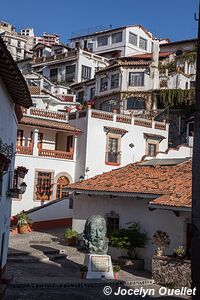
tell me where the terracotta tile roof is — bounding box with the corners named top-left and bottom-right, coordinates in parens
top-left (131, 52), bottom-right (173, 59)
top-left (66, 160), bottom-right (192, 209)
top-left (104, 126), bottom-right (128, 135)
top-left (20, 116), bottom-right (81, 133)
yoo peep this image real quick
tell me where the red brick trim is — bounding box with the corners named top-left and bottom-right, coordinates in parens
top-left (32, 218), bottom-right (72, 231)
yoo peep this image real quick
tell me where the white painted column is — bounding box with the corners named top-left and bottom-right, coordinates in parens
top-left (33, 128), bottom-right (39, 156)
top-left (73, 135), bottom-right (78, 161)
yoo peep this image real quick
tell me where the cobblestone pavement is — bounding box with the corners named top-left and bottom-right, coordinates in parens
top-left (6, 229), bottom-right (191, 299)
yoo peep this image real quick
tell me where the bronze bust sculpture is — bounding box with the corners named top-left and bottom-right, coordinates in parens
top-left (83, 215), bottom-right (108, 254)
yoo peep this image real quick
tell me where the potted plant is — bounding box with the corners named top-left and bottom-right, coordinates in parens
top-left (80, 265), bottom-right (88, 279)
top-left (113, 265), bottom-right (121, 280)
top-left (64, 228), bottom-right (78, 246)
top-left (110, 222), bottom-right (148, 270)
top-left (16, 211), bottom-right (32, 234)
top-left (152, 230), bottom-right (170, 256)
top-left (173, 246), bottom-right (185, 258)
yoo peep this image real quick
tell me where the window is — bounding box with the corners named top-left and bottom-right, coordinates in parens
top-left (81, 65), bottom-right (91, 81)
top-left (111, 32), bottom-right (122, 44)
top-left (107, 217), bottom-right (119, 236)
top-left (190, 81), bottom-right (195, 88)
top-left (56, 176), bottom-right (69, 199)
top-left (147, 143), bottom-right (157, 156)
top-left (7, 38), bottom-right (11, 45)
top-left (111, 74), bottom-right (119, 89)
top-left (50, 68), bottom-right (58, 82)
top-left (97, 35), bottom-right (108, 47)
top-left (77, 91), bottom-right (84, 102)
top-left (100, 77), bottom-right (108, 91)
top-left (139, 37), bottom-right (147, 50)
top-left (17, 40), bottom-right (21, 48)
top-left (66, 136), bottom-right (73, 152)
top-left (129, 32), bottom-right (137, 46)
top-left (126, 97), bottom-right (145, 110)
top-left (90, 87), bottom-right (95, 99)
top-left (35, 172), bottom-right (53, 200)
top-left (106, 137), bottom-right (120, 164)
top-left (66, 65), bottom-right (76, 81)
top-left (100, 99), bottom-right (117, 112)
top-left (129, 72), bottom-right (144, 86)
top-left (16, 130), bottom-right (23, 147)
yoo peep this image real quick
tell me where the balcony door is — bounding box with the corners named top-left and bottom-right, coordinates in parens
top-left (56, 176), bottom-right (69, 199)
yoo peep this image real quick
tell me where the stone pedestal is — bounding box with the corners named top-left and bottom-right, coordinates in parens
top-left (84, 254), bottom-right (114, 279)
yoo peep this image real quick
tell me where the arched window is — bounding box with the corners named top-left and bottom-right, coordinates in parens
top-left (126, 97), bottom-right (145, 110)
top-left (100, 100), bottom-right (118, 112)
top-left (56, 176), bottom-right (69, 199)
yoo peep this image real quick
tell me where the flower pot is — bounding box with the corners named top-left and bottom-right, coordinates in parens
top-left (18, 225), bottom-right (29, 234)
top-left (67, 236), bottom-right (76, 246)
top-left (114, 272), bottom-right (119, 280)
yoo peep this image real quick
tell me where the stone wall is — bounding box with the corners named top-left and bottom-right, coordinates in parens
top-left (152, 256), bottom-right (191, 288)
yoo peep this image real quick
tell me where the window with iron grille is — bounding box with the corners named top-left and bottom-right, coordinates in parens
top-left (129, 72), bottom-right (144, 86)
top-left (65, 65), bottom-right (76, 81)
top-left (129, 32), bottom-right (137, 46)
top-left (126, 97), bottom-right (145, 110)
top-left (100, 77), bottom-right (108, 91)
top-left (97, 35), bottom-right (108, 47)
top-left (111, 74), bottom-right (119, 89)
top-left (100, 99), bottom-right (117, 112)
top-left (139, 37), bottom-right (147, 50)
top-left (111, 32), bottom-right (122, 44)
top-left (35, 172), bottom-right (53, 200)
top-left (148, 143), bottom-right (157, 156)
top-left (81, 65), bottom-right (91, 81)
top-left (106, 137), bottom-right (120, 163)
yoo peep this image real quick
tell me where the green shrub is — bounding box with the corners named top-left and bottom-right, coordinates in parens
top-left (113, 265), bottom-right (121, 273)
top-left (64, 228), bottom-right (78, 239)
top-left (16, 211), bottom-right (32, 227)
top-left (110, 222), bottom-right (148, 258)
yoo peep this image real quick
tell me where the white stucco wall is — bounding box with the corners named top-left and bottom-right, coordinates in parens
top-left (72, 193), bottom-right (191, 270)
top-left (0, 80), bottom-right (18, 269)
top-left (70, 109), bottom-right (168, 180)
top-left (12, 154), bottom-right (76, 215)
top-left (28, 198), bottom-right (73, 222)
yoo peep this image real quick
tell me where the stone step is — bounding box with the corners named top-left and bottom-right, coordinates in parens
top-left (7, 253), bottom-right (67, 263)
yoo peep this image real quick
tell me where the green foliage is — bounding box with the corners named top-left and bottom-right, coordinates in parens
top-left (80, 265), bottom-right (88, 272)
top-left (110, 222), bottom-right (148, 258)
top-left (17, 211), bottom-right (32, 227)
top-left (113, 265), bottom-right (121, 273)
top-left (152, 231), bottom-right (170, 249)
top-left (159, 89), bottom-right (195, 107)
top-left (64, 228), bottom-right (78, 239)
top-left (174, 245), bottom-right (185, 257)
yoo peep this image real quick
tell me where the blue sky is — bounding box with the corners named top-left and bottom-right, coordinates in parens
top-left (1, 0), bottom-right (199, 44)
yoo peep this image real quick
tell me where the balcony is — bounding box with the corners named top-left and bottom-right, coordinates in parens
top-left (38, 149), bottom-right (73, 160)
top-left (16, 146), bottom-right (33, 155)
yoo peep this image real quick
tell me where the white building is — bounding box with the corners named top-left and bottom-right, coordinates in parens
top-left (20, 28), bottom-right (34, 37)
top-left (69, 107), bottom-right (168, 181)
top-left (0, 20), bottom-right (33, 61)
top-left (67, 158), bottom-right (191, 271)
top-left (70, 24), bottom-right (155, 59)
top-left (32, 48), bottom-right (109, 85)
top-left (0, 36), bottom-right (32, 293)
